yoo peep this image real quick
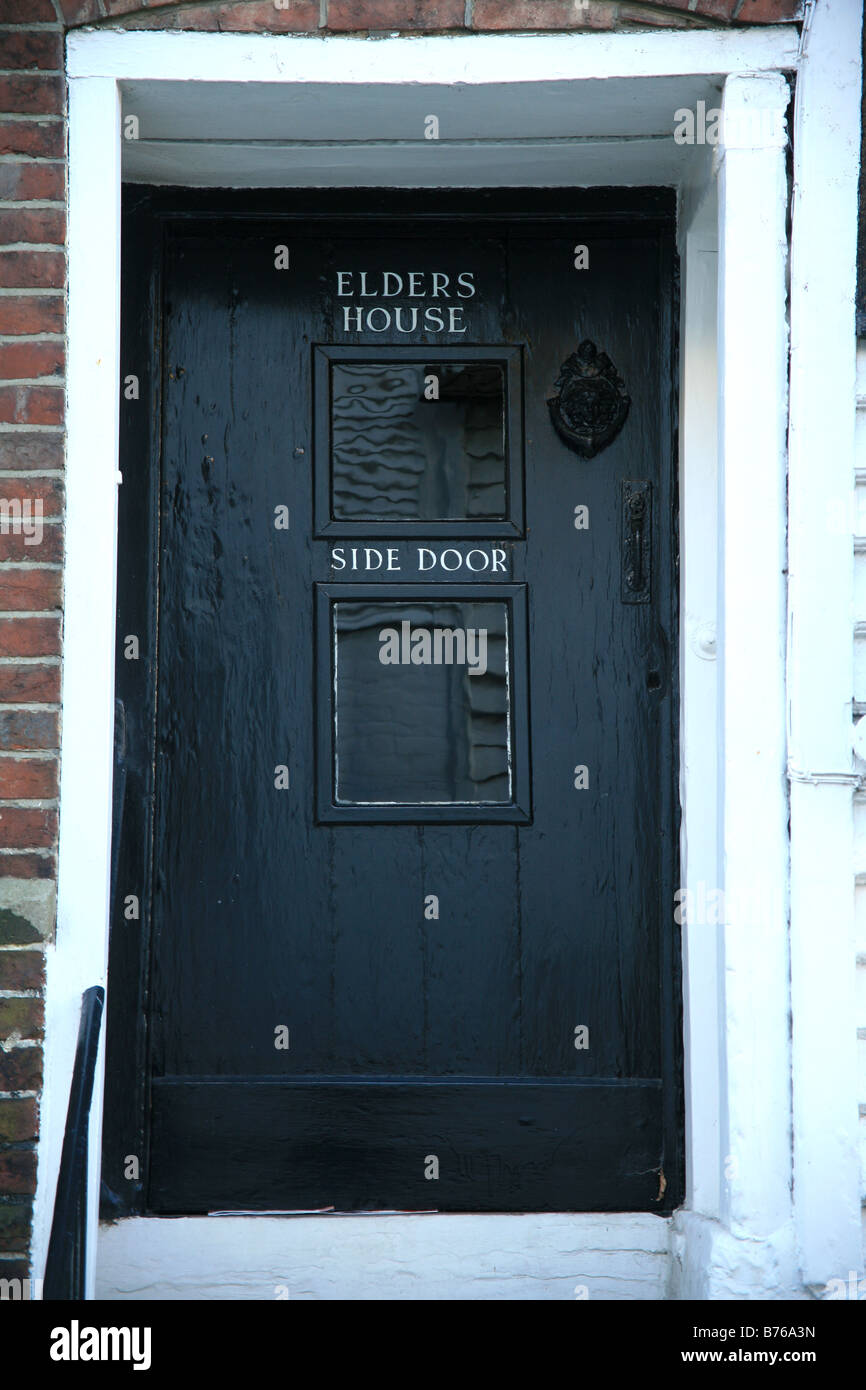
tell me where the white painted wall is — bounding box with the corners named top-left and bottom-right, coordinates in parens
top-left (852, 350), bottom-right (866, 1240)
top-left (787, 0), bottom-right (863, 1287)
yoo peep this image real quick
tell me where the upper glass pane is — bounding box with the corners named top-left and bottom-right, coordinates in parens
top-left (331, 362), bottom-right (506, 521)
top-left (333, 598), bottom-right (511, 805)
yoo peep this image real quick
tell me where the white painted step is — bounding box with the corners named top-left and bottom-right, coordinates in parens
top-left (97, 1213), bottom-right (670, 1301)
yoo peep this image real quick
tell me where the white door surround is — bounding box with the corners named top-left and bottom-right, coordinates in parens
top-left (33, 12), bottom-right (863, 1298)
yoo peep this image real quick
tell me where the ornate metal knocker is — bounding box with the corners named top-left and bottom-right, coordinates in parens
top-left (547, 339), bottom-right (631, 459)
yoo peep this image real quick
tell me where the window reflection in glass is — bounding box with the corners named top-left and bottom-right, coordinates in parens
top-left (331, 363), bottom-right (506, 521)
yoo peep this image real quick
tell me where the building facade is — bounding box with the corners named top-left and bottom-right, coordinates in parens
top-left (0, 0), bottom-right (863, 1300)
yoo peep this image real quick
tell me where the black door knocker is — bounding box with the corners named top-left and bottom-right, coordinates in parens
top-left (547, 339), bottom-right (630, 458)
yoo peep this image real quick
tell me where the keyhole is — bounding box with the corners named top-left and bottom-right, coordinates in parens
top-left (632, 522), bottom-right (643, 590)
top-left (628, 493), bottom-right (647, 593)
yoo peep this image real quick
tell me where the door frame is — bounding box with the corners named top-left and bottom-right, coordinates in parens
top-left (32, 16), bottom-right (863, 1297)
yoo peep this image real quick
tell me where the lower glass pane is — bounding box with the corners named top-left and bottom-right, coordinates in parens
top-left (333, 599), bottom-right (511, 805)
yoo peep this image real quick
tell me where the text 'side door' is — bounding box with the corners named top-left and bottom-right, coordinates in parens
top-left (108, 198), bottom-right (681, 1215)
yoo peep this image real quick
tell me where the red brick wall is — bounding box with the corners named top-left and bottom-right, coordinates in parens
top-left (0, 0), bottom-right (64, 1296)
top-left (55, 0), bottom-right (803, 29)
top-left (0, 0), bottom-right (802, 1296)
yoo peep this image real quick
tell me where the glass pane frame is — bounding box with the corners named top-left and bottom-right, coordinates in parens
top-left (313, 344), bottom-right (525, 538)
top-left (316, 583), bottom-right (531, 824)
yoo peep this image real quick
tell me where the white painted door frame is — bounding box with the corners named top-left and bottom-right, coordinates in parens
top-left (32, 13), bottom-right (862, 1298)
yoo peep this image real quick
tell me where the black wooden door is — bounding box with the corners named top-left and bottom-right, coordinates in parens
top-left (105, 192), bottom-right (681, 1216)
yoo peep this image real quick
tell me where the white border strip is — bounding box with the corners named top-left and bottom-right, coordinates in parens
top-left (787, 0), bottom-right (863, 1284)
top-left (31, 76), bottom-right (122, 1297)
top-left (716, 71), bottom-right (792, 1239)
top-left (66, 27), bottom-right (800, 85)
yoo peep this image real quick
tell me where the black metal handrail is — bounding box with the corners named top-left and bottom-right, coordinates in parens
top-left (44, 985), bottom-right (105, 1300)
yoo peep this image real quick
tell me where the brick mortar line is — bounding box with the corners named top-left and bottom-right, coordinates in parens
top-left (0, 991), bottom-right (41, 999)
top-left (0, 115), bottom-right (64, 124)
top-left (0, 604), bottom-right (61, 613)
top-left (0, 378), bottom-right (65, 386)
top-left (0, 426), bottom-right (64, 433)
top-left (0, 755), bottom-right (57, 763)
top-left (0, 706), bottom-right (59, 712)
top-left (0, 336), bottom-right (66, 344)
top-left (0, 946), bottom-right (47, 952)
top-left (0, 702), bottom-right (60, 709)
top-left (0, 807), bottom-right (58, 816)
top-left (0, 203), bottom-right (65, 211)
top-left (0, 562), bottom-right (64, 568)
top-left (0, 657), bottom-right (60, 664)
top-left (0, 797), bottom-right (58, 804)
top-left (0, 288), bottom-right (65, 295)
